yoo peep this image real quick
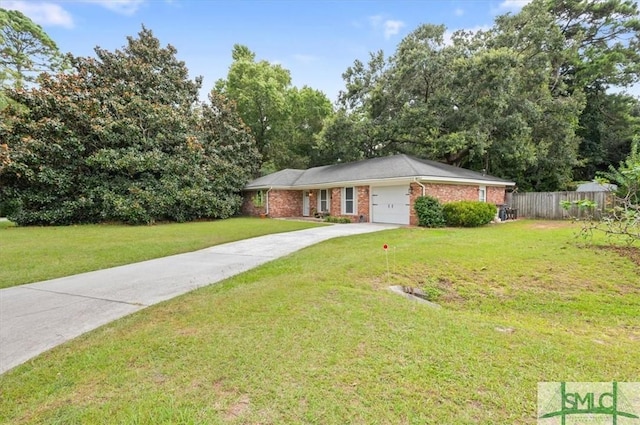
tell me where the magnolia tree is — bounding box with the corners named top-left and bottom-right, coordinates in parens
top-left (0, 27), bottom-right (260, 225)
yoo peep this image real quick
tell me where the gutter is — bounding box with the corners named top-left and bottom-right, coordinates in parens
top-left (414, 178), bottom-right (426, 196)
top-left (265, 187), bottom-right (272, 216)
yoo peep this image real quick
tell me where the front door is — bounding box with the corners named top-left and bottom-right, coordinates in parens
top-left (302, 191), bottom-right (310, 216)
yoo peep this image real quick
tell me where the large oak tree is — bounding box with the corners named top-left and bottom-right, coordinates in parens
top-left (321, 0), bottom-right (640, 191)
top-left (213, 45), bottom-right (333, 172)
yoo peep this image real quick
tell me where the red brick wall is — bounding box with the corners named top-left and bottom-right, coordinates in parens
top-left (269, 190), bottom-right (303, 217)
top-left (487, 186), bottom-right (506, 205)
top-left (242, 190), bottom-right (303, 218)
top-left (330, 188), bottom-right (341, 217)
top-left (424, 183), bottom-right (479, 203)
top-left (357, 186), bottom-right (369, 221)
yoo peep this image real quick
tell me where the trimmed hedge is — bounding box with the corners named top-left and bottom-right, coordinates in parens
top-left (414, 196), bottom-right (445, 228)
top-left (442, 201), bottom-right (497, 227)
top-left (324, 216), bottom-right (352, 223)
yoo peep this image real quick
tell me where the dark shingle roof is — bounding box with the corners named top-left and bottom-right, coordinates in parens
top-left (245, 154), bottom-right (514, 190)
top-left (245, 169), bottom-right (305, 188)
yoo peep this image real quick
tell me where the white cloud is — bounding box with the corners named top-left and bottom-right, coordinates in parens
top-left (368, 15), bottom-right (405, 39)
top-left (497, 0), bottom-right (533, 12)
top-left (2, 1), bottom-right (74, 28)
top-left (81, 0), bottom-right (146, 15)
top-left (454, 7), bottom-right (464, 16)
top-left (1, 0), bottom-right (148, 29)
top-left (383, 20), bottom-right (405, 39)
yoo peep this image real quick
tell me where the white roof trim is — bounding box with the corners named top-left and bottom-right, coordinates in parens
top-left (416, 176), bottom-right (516, 186)
top-left (246, 176), bottom-right (515, 190)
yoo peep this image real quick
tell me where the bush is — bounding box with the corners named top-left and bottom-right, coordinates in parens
top-left (324, 216), bottom-right (352, 223)
top-left (413, 196), bottom-right (445, 228)
top-left (443, 201), bottom-right (497, 227)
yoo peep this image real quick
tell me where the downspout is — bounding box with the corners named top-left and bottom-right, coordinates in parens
top-left (265, 187), bottom-right (272, 216)
top-left (413, 178), bottom-right (426, 196)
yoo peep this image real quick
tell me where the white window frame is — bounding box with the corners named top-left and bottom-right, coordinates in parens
top-left (342, 187), bottom-right (357, 215)
top-left (318, 189), bottom-right (331, 214)
top-left (478, 185), bottom-right (487, 202)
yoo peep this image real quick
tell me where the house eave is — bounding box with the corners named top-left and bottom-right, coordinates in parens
top-left (244, 175), bottom-right (515, 191)
top-left (416, 176), bottom-right (516, 187)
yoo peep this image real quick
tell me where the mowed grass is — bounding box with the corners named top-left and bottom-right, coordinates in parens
top-left (1, 220), bottom-right (639, 424)
top-left (0, 218), bottom-right (323, 289)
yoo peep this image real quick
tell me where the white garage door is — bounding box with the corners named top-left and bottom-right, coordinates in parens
top-left (371, 185), bottom-right (410, 225)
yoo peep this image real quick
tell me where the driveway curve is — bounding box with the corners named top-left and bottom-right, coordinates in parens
top-left (0, 223), bottom-right (397, 374)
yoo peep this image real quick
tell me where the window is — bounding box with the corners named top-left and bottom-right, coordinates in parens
top-left (342, 187), bottom-right (356, 215)
top-left (318, 189), bottom-right (330, 213)
top-left (478, 186), bottom-right (487, 203)
top-left (252, 190), bottom-right (265, 207)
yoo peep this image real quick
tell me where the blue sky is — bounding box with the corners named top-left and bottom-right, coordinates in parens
top-left (5, 0), bottom-right (637, 101)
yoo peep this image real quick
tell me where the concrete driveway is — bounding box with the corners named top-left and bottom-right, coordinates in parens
top-left (0, 223), bottom-right (397, 374)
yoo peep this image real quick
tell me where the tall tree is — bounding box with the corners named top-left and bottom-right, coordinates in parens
top-left (331, 24), bottom-right (574, 188)
top-left (214, 45), bottom-right (291, 168)
top-left (493, 0), bottom-right (640, 184)
top-left (272, 86), bottom-right (333, 169)
top-left (214, 45), bottom-right (333, 172)
top-left (312, 110), bottom-right (376, 166)
top-left (574, 87), bottom-right (640, 181)
top-left (549, 0), bottom-right (640, 90)
top-left (0, 27), bottom-right (259, 225)
top-left (323, 0), bottom-right (640, 190)
top-left (0, 8), bottom-right (65, 89)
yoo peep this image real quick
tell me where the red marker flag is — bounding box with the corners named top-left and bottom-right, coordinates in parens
top-left (383, 244), bottom-right (388, 251)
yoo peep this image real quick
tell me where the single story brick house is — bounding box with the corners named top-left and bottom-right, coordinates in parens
top-left (242, 154), bottom-right (516, 226)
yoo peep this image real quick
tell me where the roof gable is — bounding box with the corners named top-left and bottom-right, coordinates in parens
top-left (244, 168), bottom-right (305, 188)
top-left (245, 154), bottom-right (514, 189)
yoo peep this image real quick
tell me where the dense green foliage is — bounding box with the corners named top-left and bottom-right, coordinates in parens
top-left (574, 87), bottom-right (640, 181)
top-left (321, 0), bottom-right (640, 191)
top-left (213, 45), bottom-right (333, 172)
top-left (413, 195), bottom-right (445, 228)
top-left (443, 201), bottom-right (497, 227)
top-left (0, 28), bottom-right (260, 225)
top-left (324, 216), bottom-right (352, 223)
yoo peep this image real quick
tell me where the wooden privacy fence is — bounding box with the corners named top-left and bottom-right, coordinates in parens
top-left (505, 191), bottom-right (615, 220)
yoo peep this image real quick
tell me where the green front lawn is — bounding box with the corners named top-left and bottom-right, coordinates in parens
top-left (0, 218), bottom-right (323, 289)
top-left (1, 220), bottom-right (638, 424)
